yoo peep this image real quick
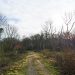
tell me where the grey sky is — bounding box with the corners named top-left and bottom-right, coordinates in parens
top-left (0, 0), bottom-right (75, 37)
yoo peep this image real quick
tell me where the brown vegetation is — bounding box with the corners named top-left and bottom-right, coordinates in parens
top-left (56, 49), bottom-right (75, 75)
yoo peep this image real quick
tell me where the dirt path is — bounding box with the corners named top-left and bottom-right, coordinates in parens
top-left (35, 59), bottom-right (50, 75)
top-left (26, 52), bottom-right (38, 75)
top-left (26, 52), bottom-right (50, 75)
top-left (27, 57), bottom-right (38, 75)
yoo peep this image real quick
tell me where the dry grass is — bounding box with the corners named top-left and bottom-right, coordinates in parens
top-left (56, 49), bottom-right (75, 75)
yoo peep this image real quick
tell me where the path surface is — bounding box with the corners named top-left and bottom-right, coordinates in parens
top-left (26, 52), bottom-right (50, 75)
top-left (27, 52), bottom-right (38, 75)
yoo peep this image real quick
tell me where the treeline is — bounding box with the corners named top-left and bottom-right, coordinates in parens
top-left (22, 12), bottom-right (75, 51)
top-left (1, 12), bottom-right (75, 54)
top-left (22, 31), bottom-right (75, 51)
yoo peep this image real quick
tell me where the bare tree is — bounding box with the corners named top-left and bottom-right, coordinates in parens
top-left (42, 20), bottom-right (56, 49)
top-left (62, 12), bottom-right (75, 48)
top-left (63, 12), bottom-right (75, 39)
top-left (0, 14), bottom-right (7, 39)
top-left (4, 24), bottom-right (19, 38)
top-left (42, 20), bottom-right (55, 39)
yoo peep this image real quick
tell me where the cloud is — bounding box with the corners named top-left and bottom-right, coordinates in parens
top-left (0, 0), bottom-right (75, 37)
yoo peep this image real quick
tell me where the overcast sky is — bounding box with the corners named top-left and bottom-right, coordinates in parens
top-left (0, 0), bottom-right (75, 37)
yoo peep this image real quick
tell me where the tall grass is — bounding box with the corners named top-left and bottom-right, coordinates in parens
top-left (56, 49), bottom-right (75, 75)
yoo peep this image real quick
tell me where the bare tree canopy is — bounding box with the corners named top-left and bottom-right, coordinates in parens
top-left (63, 12), bottom-right (75, 33)
top-left (4, 25), bottom-right (18, 38)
